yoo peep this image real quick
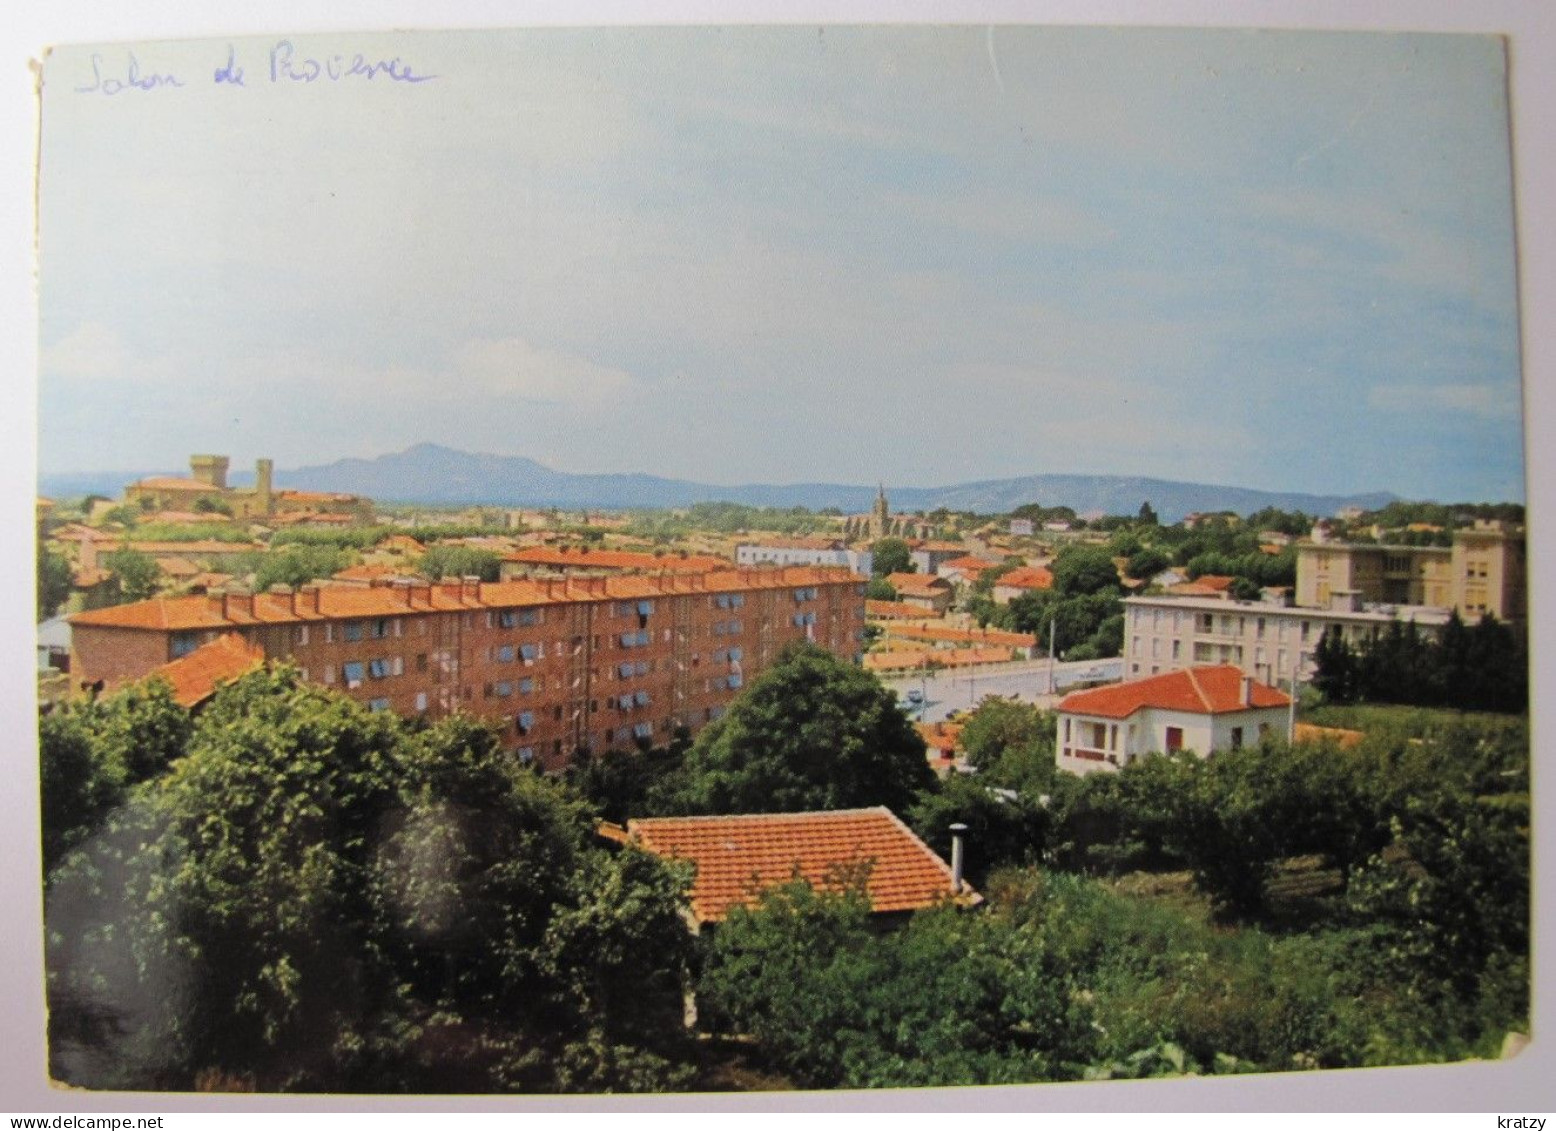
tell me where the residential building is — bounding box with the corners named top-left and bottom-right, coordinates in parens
top-left (69, 565), bottom-right (867, 772)
top-left (991, 566), bottom-right (1054, 604)
top-left (1055, 665), bottom-right (1290, 776)
top-left (616, 808), bottom-right (980, 927)
top-left (736, 539), bottom-right (873, 574)
top-left (937, 556), bottom-right (1001, 585)
top-left (500, 547), bottom-right (730, 579)
top-left (1293, 520), bottom-right (1524, 624)
top-left (884, 572), bottom-right (954, 615)
top-left (1009, 518), bottom-right (1035, 537)
top-left (908, 542), bottom-right (969, 574)
top-left (1120, 593), bottom-right (1452, 685)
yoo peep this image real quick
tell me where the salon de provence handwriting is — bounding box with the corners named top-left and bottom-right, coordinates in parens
top-left (74, 41), bottom-right (436, 96)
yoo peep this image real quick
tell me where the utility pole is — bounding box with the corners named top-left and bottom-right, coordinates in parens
top-left (1047, 614), bottom-right (1058, 695)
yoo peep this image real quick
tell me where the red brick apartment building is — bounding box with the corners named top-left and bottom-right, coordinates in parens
top-left (69, 567), bottom-right (867, 771)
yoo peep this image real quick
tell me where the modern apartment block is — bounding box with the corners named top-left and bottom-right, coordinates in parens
top-left (1294, 520), bottom-right (1525, 624)
top-left (1120, 594), bottom-right (1452, 686)
top-left (70, 566), bottom-right (868, 771)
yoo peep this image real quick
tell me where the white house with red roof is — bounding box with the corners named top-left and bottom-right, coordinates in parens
top-left (1054, 665), bottom-right (1291, 776)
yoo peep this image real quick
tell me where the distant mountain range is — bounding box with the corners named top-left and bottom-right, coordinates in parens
top-left (42, 443), bottom-right (1399, 524)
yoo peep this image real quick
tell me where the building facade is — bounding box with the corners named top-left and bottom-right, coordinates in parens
top-left (1294, 521), bottom-right (1525, 624)
top-left (124, 454), bottom-right (374, 524)
top-left (1120, 593), bottom-right (1452, 686)
top-left (70, 566), bottom-right (867, 772)
top-left (735, 541), bottom-right (873, 574)
top-left (1056, 665), bottom-right (1290, 776)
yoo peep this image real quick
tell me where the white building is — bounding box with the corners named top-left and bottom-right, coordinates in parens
top-left (1055, 665), bottom-right (1291, 776)
top-left (736, 542), bottom-right (873, 574)
top-left (1120, 593), bottom-right (1452, 686)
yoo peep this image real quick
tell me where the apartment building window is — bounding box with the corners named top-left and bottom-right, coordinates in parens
top-left (498, 610), bottom-right (519, 629)
top-left (416, 653), bottom-right (428, 672)
top-left (728, 647), bottom-right (742, 663)
top-left (324, 624), bottom-right (335, 644)
top-left (1151, 638), bottom-right (1161, 659)
top-left (171, 632), bottom-right (199, 659)
top-left (1230, 726), bottom-right (1244, 750)
top-left (343, 621), bottom-right (364, 643)
top-left (323, 665), bottom-right (336, 685)
top-left (519, 677), bottom-right (534, 694)
top-left (495, 645), bottom-right (515, 663)
top-left (293, 625), bottom-right (309, 646)
top-left (414, 692), bottom-right (427, 712)
top-left (368, 698), bottom-right (391, 712)
top-left (520, 643), bottom-right (541, 663)
top-left (727, 673), bottom-right (743, 690)
top-left (493, 681), bottom-right (512, 698)
top-left (517, 711), bottom-right (534, 735)
top-left (343, 661), bottom-right (365, 689)
top-left (1256, 618), bottom-right (1266, 640)
top-left (1300, 621), bottom-right (1311, 641)
top-left (1196, 613), bottom-right (1215, 633)
top-left (518, 747), bottom-right (535, 765)
top-left (633, 722), bottom-right (654, 740)
top-left (1172, 640), bottom-right (1181, 660)
top-left (368, 658), bottom-right (392, 679)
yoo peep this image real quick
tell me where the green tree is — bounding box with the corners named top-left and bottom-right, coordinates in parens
top-left (1124, 547), bottom-right (1169, 581)
top-left (864, 576), bottom-right (897, 602)
top-left (418, 544), bottom-right (502, 582)
top-left (870, 538), bottom-right (913, 577)
top-left (1051, 547), bottom-right (1121, 597)
top-left (1138, 501), bottom-right (1159, 526)
top-left (254, 545), bottom-right (353, 590)
top-left (102, 548), bottom-right (161, 604)
top-left (653, 644), bottom-right (934, 815)
top-left (38, 541), bottom-right (74, 620)
top-left (39, 707), bottom-right (127, 875)
top-left (957, 697), bottom-right (1056, 790)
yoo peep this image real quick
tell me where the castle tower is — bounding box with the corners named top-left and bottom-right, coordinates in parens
top-left (189, 454), bottom-right (230, 489)
top-left (871, 483), bottom-right (890, 540)
top-left (256, 458), bottom-right (274, 515)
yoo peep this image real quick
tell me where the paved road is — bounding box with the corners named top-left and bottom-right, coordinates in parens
top-left (878, 657), bottom-right (1123, 723)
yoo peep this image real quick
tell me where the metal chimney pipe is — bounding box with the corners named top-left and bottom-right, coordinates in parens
top-left (949, 822), bottom-right (968, 894)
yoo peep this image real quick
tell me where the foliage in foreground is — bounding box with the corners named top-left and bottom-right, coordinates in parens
top-left (44, 668), bottom-right (696, 1094)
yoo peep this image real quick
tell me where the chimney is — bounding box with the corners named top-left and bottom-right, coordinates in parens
top-left (224, 588), bottom-right (254, 621)
top-left (949, 823), bottom-right (968, 895)
top-left (208, 589), bottom-right (226, 617)
top-left (460, 575), bottom-right (481, 602)
top-left (1240, 675), bottom-right (1254, 707)
top-left (393, 580), bottom-right (413, 607)
top-left (296, 583), bottom-right (322, 616)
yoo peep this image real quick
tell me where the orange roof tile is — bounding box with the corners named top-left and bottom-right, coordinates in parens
top-left (994, 566), bottom-right (1054, 591)
top-left (885, 572), bottom-right (951, 595)
top-left (1057, 665), bottom-right (1290, 719)
top-left (150, 633), bottom-right (265, 708)
top-left (628, 808), bottom-right (976, 923)
top-left (864, 599), bottom-right (924, 619)
top-left (1194, 575), bottom-right (1238, 591)
top-left (68, 565), bottom-right (863, 631)
top-left (504, 547), bottom-right (730, 572)
top-left (940, 555), bottom-right (999, 573)
top-left (882, 623), bottom-right (1036, 648)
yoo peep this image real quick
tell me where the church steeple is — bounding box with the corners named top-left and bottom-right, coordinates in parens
top-left (871, 482), bottom-right (890, 538)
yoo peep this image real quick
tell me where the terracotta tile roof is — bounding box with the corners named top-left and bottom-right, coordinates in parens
top-left (1194, 575), bottom-right (1238, 591)
top-left (627, 808), bottom-right (977, 923)
top-left (68, 565), bottom-right (863, 631)
top-left (332, 564), bottom-right (425, 582)
top-left (150, 632), bottom-right (265, 708)
top-left (503, 547), bottom-right (730, 572)
top-left (277, 489), bottom-right (362, 503)
top-left (882, 623), bottom-right (1036, 648)
top-left (865, 599), bottom-right (923, 619)
top-left (993, 566), bottom-right (1054, 591)
top-left (864, 646), bottom-right (1014, 671)
top-left (885, 572), bottom-right (951, 595)
top-left (915, 541), bottom-right (966, 552)
top-left (1058, 665), bottom-right (1290, 720)
top-left (155, 556), bottom-right (201, 578)
top-left (940, 555), bottom-right (999, 573)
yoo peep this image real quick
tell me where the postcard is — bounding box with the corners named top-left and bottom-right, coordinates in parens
top-left (23, 20), bottom-right (1537, 1108)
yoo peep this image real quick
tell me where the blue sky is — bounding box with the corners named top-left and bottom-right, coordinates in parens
top-left (36, 26), bottom-right (1524, 501)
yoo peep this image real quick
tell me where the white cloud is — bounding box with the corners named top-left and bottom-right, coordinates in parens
top-left (40, 322), bottom-right (130, 380)
top-left (449, 337), bottom-right (639, 406)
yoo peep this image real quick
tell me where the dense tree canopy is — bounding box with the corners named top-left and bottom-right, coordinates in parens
top-left (651, 644), bottom-right (934, 815)
top-left (870, 538), bottom-right (913, 577)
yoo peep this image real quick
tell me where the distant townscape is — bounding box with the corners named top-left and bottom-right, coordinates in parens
top-left (36, 448), bottom-right (1529, 1093)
